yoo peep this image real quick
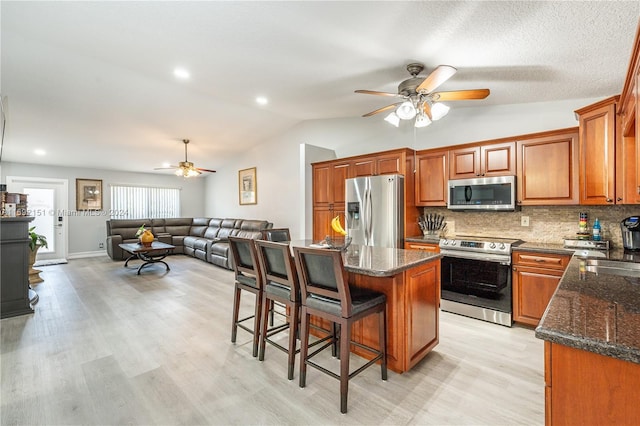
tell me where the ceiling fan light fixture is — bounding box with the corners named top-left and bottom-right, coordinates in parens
top-left (414, 112), bottom-right (432, 128)
top-left (396, 101), bottom-right (416, 120)
top-left (384, 111), bottom-right (400, 127)
top-left (431, 102), bottom-right (450, 120)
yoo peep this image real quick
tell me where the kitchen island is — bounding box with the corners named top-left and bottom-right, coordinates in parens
top-left (535, 254), bottom-right (640, 425)
top-left (292, 241), bottom-right (442, 373)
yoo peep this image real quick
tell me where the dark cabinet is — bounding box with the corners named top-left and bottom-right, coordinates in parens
top-left (1, 217), bottom-right (35, 318)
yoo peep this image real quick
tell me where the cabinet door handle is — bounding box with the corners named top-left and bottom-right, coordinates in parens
top-left (617, 197), bottom-right (623, 202)
top-left (606, 198), bottom-right (613, 203)
top-left (513, 267), bottom-right (517, 271)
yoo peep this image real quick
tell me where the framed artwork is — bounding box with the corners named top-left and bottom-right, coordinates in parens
top-left (238, 167), bottom-right (257, 205)
top-left (76, 178), bottom-right (103, 210)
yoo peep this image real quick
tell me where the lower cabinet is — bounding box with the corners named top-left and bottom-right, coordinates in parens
top-left (512, 251), bottom-right (571, 327)
top-left (544, 341), bottom-right (640, 425)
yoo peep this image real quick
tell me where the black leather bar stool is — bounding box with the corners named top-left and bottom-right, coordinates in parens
top-left (293, 246), bottom-right (387, 414)
top-left (255, 240), bottom-right (301, 379)
top-left (229, 236), bottom-right (263, 357)
top-left (261, 228), bottom-right (291, 242)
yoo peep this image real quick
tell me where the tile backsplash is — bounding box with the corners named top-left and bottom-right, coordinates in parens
top-left (419, 205), bottom-right (640, 249)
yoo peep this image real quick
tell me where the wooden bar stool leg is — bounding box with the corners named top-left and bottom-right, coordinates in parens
top-left (252, 293), bottom-right (263, 357)
top-left (287, 305), bottom-right (300, 380)
top-left (339, 318), bottom-right (350, 414)
top-left (379, 309), bottom-right (388, 381)
top-left (231, 287), bottom-right (242, 343)
top-left (299, 307), bottom-right (310, 388)
top-left (258, 293), bottom-right (270, 361)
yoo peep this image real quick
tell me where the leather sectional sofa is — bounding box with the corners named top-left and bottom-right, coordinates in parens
top-left (105, 217), bottom-right (272, 269)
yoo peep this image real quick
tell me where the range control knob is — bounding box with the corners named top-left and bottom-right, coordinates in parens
top-left (442, 239), bottom-right (449, 246)
top-left (489, 242), bottom-right (496, 249)
top-left (451, 240), bottom-right (457, 246)
top-left (499, 243), bottom-right (506, 250)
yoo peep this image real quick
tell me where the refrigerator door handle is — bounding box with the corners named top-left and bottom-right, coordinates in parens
top-left (365, 187), bottom-right (373, 245)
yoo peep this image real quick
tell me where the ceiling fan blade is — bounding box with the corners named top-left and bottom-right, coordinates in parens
top-left (362, 102), bottom-right (402, 117)
top-left (196, 168), bottom-right (217, 173)
top-left (431, 89), bottom-right (490, 102)
top-left (416, 65), bottom-right (457, 94)
top-left (422, 103), bottom-right (432, 120)
top-left (355, 89), bottom-right (402, 97)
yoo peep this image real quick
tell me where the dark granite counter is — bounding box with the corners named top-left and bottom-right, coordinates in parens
top-left (291, 240), bottom-right (441, 278)
top-left (405, 235), bottom-right (441, 244)
top-left (535, 254), bottom-right (640, 364)
top-left (513, 241), bottom-right (574, 255)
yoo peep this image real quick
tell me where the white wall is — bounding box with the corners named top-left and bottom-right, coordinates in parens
top-left (0, 162), bottom-right (206, 255)
top-left (205, 96), bottom-right (603, 238)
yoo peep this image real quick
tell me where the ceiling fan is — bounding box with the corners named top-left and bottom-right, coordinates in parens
top-left (355, 63), bottom-right (490, 127)
top-left (155, 139), bottom-right (216, 177)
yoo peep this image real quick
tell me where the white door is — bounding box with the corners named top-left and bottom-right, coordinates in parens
top-left (6, 176), bottom-right (68, 264)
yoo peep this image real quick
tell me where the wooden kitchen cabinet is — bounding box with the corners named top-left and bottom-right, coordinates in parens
top-left (545, 341), bottom-right (640, 426)
top-left (415, 148), bottom-right (448, 206)
top-left (512, 251), bottom-right (571, 327)
top-left (449, 141), bottom-right (515, 179)
top-left (404, 241), bottom-right (440, 253)
top-left (351, 152), bottom-right (404, 177)
top-left (516, 128), bottom-right (579, 205)
top-left (618, 25), bottom-right (640, 204)
top-left (312, 160), bottom-right (351, 240)
top-left (575, 96), bottom-right (619, 205)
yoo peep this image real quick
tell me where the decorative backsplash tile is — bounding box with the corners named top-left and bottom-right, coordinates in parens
top-left (419, 205), bottom-right (640, 249)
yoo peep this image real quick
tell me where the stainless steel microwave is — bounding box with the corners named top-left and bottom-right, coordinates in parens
top-left (448, 176), bottom-right (517, 211)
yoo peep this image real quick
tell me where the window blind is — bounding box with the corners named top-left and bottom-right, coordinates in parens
top-left (110, 184), bottom-right (180, 219)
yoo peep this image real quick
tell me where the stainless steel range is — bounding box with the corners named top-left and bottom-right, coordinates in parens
top-left (438, 235), bottom-right (520, 327)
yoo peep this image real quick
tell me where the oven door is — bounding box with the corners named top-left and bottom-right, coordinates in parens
top-left (440, 252), bottom-right (512, 315)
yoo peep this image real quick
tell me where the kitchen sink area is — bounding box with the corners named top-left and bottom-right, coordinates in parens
top-left (584, 258), bottom-right (640, 278)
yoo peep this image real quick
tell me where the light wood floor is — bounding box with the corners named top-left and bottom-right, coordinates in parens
top-left (1, 255), bottom-right (544, 425)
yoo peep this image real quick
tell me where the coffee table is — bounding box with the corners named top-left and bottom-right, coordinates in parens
top-left (118, 242), bottom-right (176, 275)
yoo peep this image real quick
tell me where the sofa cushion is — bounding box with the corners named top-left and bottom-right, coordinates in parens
top-left (209, 218), bottom-right (223, 228)
top-left (192, 217), bottom-right (210, 226)
top-left (241, 220), bottom-right (270, 232)
top-left (217, 226), bottom-right (234, 239)
top-left (193, 238), bottom-right (210, 251)
top-left (183, 236), bottom-right (200, 248)
top-left (210, 242), bottom-right (230, 257)
top-left (203, 226), bottom-right (219, 239)
top-left (150, 218), bottom-right (166, 235)
top-left (235, 230), bottom-right (263, 239)
top-left (221, 218), bottom-right (237, 228)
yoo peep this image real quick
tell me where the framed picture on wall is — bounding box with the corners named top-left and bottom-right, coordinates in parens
top-left (76, 178), bottom-right (103, 210)
top-left (238, 167), bottom-right (257, 205)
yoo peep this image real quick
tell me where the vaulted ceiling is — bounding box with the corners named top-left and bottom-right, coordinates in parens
top-left (1, 1), bottom-right (639, 174)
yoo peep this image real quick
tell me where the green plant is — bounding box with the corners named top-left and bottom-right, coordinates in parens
top-left (135, 223), bottom-right (147, 237)
top-left (28, 226), bottom-right (48, 251)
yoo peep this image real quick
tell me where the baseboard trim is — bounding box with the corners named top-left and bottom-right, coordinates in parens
top-left (67, 251), bottom-right (108, 260)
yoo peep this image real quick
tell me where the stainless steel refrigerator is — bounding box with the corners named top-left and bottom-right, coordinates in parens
top-left (345, 174), bottom-right (404, 248)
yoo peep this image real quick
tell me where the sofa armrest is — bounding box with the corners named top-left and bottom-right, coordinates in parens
top-left (156, 233), bottom-right (172, 245)
top-left (106, 235), bottom-right (124, 260)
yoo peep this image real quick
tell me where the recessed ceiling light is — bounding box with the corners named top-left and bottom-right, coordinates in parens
top-left (34, 149), bottom-right (46, 156)
top-left (173, 68), bottom-right (190, 80)
top-left (256, 96), bottom-right (268, 105)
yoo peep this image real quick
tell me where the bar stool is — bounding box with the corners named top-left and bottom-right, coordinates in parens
top-left (255, 240), bottom-right (300, 379)
top-left (229, 236), bottom-right (263, 358)
top-left (293, 246), bottom-right (387, 414)
top-left (261, 228), bottom-right (291, 242)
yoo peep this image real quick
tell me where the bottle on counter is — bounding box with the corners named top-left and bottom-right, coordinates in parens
top-left (592, 218), bottom-right (601, 241)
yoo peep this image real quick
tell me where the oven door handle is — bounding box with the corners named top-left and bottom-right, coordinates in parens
top-left (440, 249), bottom-right (511, 265)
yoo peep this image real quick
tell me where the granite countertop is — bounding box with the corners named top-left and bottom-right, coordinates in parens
top-left (290, 240), bottom-right (441, 278)
top-left (535, 254), bottom-right (640, 364)
top-left (513, 241), bottom-right (574, 255)
top-left (405, 235), bottom-right (442, 244)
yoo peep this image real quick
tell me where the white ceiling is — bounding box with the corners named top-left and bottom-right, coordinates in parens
top-left (1, 1), bottom-right (639, 174)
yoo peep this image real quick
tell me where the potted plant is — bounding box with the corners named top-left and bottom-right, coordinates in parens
top-left (28, 226), bottom-right (48, 285)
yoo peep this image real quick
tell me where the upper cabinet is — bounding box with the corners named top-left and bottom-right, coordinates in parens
top-left (575, 96), bottom-right (618, 205)
top-left (449, 141), bottom-right (516, 179)
top-left (516, 128), bottom-right (579, 205)
top-left (618, 23), bottom-right (640, 204)
top-left (415, 149), bottom-right (448, 206)
top-left (351, 151), bottom-right (404, 177)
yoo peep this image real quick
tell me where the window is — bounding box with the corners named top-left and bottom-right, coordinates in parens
top-left (110, 184), bottom-right (180, 219)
